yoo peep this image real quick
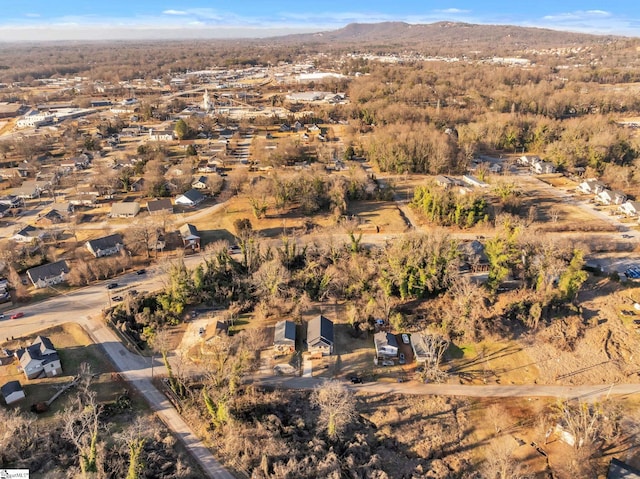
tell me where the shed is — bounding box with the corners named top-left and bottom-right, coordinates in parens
top-left (1, 380), bottom-right (25, 405)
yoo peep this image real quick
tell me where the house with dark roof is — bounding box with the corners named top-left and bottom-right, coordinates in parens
top-left (608, 458), bottom-right (640, 479)
top-left (274, 320), bottom-right (296, 354)
top-left (147, 198), bottom-right (173, 215)
top-left (86, 233), bottom-right (124, 258)
top-left (191, 176), bottom-right (209, 190)
top-left (12, 225), bottom-right (49, 243)
top-left (175, 189), bottom-right (205, 207)
top-left (179, 223), bottom-right (200, 251)
top-left (15, 335), bottom-right (63, 379)
top-left (27, 260), bottom-right (69, 288)
top-left (35, 209), bottom-right (65, 226)
top-left (307, 315), bottom-right (334, 357)
top-left (1, 380), bottom-right (25, 405)
top-left (374, 331), bottom-right (399, 359)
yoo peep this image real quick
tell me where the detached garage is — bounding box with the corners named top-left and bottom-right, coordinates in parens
top-left (1, 380), bottom-right (26, 405)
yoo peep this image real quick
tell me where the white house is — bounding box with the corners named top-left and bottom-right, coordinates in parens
top-left (148, 129), bottom-right (175, 141)
top-left (179, 223), bottom-right (201, 251)
top-left (26, 260), bottom-right (69, 288)
top-left (175, 189), bottom-right (205, 207)
top-left (191, 176), bottom-right (209, 190)
top-left (533, 161), bottom-right (556, 174)
top-left (578, 179), bottom-right (606, 195)
top-left (597, 189), bottom-right (626, 205)
top-left (619, 200), bottom-right (640, 217)
top-left (462, 174), bottom-right (489, 188)
top-left (86, 233), bottom-right (124, 258)
top-left (307, 315), bottom-right (334, 357)
top-left (12, 225), bottom-right (48, 243)
top-left (16, 336), bottom-right (63, 380)
top-left (373, 331), bottom-right (399, 359)
top-left (517, 155), bottom-right (541, 166)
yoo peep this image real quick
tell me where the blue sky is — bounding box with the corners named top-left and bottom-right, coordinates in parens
top-left (1, 1), bottom-right (639, 41)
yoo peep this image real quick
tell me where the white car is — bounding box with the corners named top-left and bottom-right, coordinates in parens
top-left (401, 334), bottom-right (410, 344)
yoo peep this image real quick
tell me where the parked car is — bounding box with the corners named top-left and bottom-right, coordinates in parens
top-left (381, 359), bottom-right (395, 367)
top-left (228, 245), bottom-right (241, 254)
top-left (10, 312), bottom-right (24, 319)
top-left (135, 269), bottom-right (146, 275)
top-left (112, 296), bottom-right (123, 302)
top-left (199, 327), bottom-right (205, 336)
top-left (0, 313), bottom-right (5, 320)
top-left (107, 283), bottom-right (119, 289)
top-left (398, 353), bottom-right (406, 365)
top-left (401, 334), bottom-right (410, 344)
top-left (350, 376), bottom-right (363, 384)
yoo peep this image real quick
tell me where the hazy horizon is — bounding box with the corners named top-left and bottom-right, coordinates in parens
top-left (0, 1), bottom-right (638, 42)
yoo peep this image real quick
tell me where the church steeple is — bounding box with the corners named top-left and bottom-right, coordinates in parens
top-left (203, 89), bottom-right (212, 112)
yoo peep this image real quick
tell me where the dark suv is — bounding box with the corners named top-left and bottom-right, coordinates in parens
top-left (107, 283), bottom-right (118, 289)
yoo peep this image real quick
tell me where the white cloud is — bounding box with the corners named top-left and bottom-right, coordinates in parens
top-left (24, 13), bottom-right (41, 18)
top-left (434, 8), bottom-right (471, 14)
top-left (162, 10), bottom-right (187, 16)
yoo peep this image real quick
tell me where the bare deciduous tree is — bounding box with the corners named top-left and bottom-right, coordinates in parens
top-left (310, 380), bottom-right (357, 441)
top-left (60, 363), bottom-right (103, 478)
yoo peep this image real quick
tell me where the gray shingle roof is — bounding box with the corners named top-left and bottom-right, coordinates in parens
top-left (86, 233), bottom-right (123, 252)
top-left (27, 260), bottom-right (69, 284)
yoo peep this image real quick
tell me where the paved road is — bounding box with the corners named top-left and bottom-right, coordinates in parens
top-left (254, 375), bottom-right (640, 401)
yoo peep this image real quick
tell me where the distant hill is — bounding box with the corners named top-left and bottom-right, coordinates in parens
top-left (269, 21), bottom-right (627, 53)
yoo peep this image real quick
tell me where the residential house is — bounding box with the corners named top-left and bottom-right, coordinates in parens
top-left (461, 240), bottom-right (490, 272)
top-left (411, 333), bottom-right (440, 364)
top-left (517, 155), bottom-right (541, 166)
top-left (1, 381), bottom-right (25, 405)
top-left (15, 336), bottom-right (63, 380)
top-left (435, 175), bottom-right (454, 188)
top-left (27, 260), bottom-right (69, 288)
top-left (611, 190), bottom-right (628, 205)
top-left (129, 177), bottom-right (146, 192)
top-left (533, 161), bottom-right (556, 174)
top-left (607, 458), bottom-right (640, 479)
top-left (191, 176), bottom-right (209, 190)
top-left (619, 200), bottom-right (640, 217)
top-left (273, 320), bottom-right (296, 354)
top-left (175, 189), bottom-right (205, 207)
top-left (578, 179), bottom-right (606, 195)
top-left (148, 129), bottom-right (175, 142)
top-left (0, 203), bottom-right (10, 218)
top-left (179, 223), bottom-right (201, 251)
top-left (373, 331), bottom-right (399, 359)
top-left (66, 194), bottom-right (97, 207)
top-left (0, 195), bottom-right (23, 208)
top-left (596, 189), bottom-right (626, 205)
top-left (489, 163), bottom-right (503, 174)
top-left (109, 201), bottom-right (140, 218)
top-left (147, 198), bottom-right (173, 215)
top-left (35, 207), bottom-right (68, 226)
top-left (307, 315), bottom-right (334, 357)
top-left (12, 225), bottom-right (48, 243)
top-left (13, 181), bottom-right (41, 199)
top-left (86, 233), bottom-right (124, 258)
top-left (462, 174), bottom-right (489, 188)
top-left (197, 161), bottom-right (217, 173)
